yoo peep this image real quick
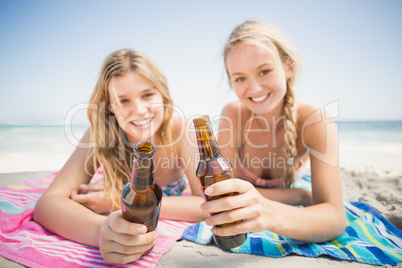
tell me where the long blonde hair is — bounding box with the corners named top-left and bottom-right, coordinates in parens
top-left (224, 20), bottom-right (301, 188)
top-left (86, 49), bottom-right (173, 209)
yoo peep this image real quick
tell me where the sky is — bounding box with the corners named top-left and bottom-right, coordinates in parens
top-left (0, 0), bottom-right (402, 123)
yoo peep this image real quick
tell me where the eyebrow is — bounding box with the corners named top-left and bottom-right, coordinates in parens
top-left (231, 63), bottom-right (273, 76)
top-left (117, 88), bottom-right (155, 99)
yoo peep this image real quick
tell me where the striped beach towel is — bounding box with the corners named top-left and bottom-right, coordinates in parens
top-left (182, 175), bottom-right (402, 266)
top-left (0, 172), bottom-right (193, 268)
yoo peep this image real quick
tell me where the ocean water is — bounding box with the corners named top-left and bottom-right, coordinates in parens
top-left (0, 121), bottom-right (401, 172)
top-left (337, 121), bottom-right (402, 154)
top-left (0, 124), bottom-right (88, 152)
top-left (0, 124), bottom-right (88, 172)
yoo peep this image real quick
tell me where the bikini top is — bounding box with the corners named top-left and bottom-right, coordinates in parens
top-left (236, 113), bottom-right (305, 188)
top-left (161, 174), bottom-right (187, 196)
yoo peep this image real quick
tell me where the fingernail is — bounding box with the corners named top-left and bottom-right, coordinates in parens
top-left (80, 184), bottom-right (88, 188)
top-left (153, 233), bottom-right (158, 240)
top-left (204, 187), bottom-right (213, 196)
top-left (138, 226), bottom-right (147, 234)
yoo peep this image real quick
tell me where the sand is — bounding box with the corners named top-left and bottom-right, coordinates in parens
top-left (1, 166), bottom-right (401, 268)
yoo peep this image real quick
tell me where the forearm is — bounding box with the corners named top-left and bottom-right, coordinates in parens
top-left (266, 200), bottom-right (345, 242)
top-left (160, 195), bottom-right (207, 222)
top-left (257, 187), bottom-right (312, 206)
top-left (33, 194), bottom-right (105, 247)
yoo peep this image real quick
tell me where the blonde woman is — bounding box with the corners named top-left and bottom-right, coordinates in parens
top-left (200, 20), bottom-right (345, 242)
top-left (34, 49), bottom-right (206, 264)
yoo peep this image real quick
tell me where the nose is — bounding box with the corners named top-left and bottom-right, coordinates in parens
top-left (129, 99), bottom-right (148, 116)
top-left (248, 77), bottom-right (263, 94)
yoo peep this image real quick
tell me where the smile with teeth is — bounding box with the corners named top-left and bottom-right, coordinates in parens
top-left (250, 93), bottom-right (270, 102)
top-left (131, 117), bottom-right (153, 126)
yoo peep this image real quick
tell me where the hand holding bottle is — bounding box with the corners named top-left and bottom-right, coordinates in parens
top-left (193, 115), bottom-right (247, 249)
top-left (200, 178), bottom-right (269, 236)
top-left (98, 210), bottom-right (158, 264)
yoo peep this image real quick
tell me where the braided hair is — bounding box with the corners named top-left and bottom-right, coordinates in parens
top-left (224, 20), bottom-right (302, 187)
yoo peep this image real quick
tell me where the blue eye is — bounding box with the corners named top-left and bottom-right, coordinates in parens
top-left (120, 99), bottom-right (128, 104)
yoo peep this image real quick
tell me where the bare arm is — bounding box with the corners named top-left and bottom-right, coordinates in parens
top-left (159, 195), bottom-right (206, 222)
top-left (33, 129), bottom-right (157, 264)
top-left (203, 106), bottom-right (345, 242)
top-left (33, 129), bottom-right (103, 246)
top-left (202, 175), bottom-right (343, 242)
top-left (254, 187), bottom-right (312, 206)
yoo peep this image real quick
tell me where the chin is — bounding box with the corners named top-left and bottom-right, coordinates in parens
top-left (246, 105), bottom-right (271, 116)
top-left (125, 129), bottom-right (152, 144)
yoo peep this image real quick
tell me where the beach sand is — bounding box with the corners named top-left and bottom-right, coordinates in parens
top-left (1, 164), bottom-right (401, 268)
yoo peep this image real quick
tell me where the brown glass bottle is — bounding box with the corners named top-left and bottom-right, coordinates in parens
top-left (121, 141), bottom-right (162, 233)
top-left (193, 115), bottom-right (247, 249)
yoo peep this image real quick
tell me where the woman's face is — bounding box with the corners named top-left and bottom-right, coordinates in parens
top-left (109, 71), bottom-right (164, 143)
top-left (226, 43), bottom-right (292, 116)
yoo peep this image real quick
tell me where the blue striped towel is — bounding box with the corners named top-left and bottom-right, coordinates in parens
top-left (182, 175), bottom-right (402, 265)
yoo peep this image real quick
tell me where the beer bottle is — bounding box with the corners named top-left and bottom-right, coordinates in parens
top-left (121, 141), bottom-right (162, 233)
top-left (193, 115), bottom-right (247, 249)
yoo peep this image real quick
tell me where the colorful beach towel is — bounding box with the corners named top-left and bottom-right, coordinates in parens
top-left (182, 175), bottom-right (402, 266)
top-left (0, 172), bottom-right (193, 268)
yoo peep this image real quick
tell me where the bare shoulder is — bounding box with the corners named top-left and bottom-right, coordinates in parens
top-left (221, 101), bottom-right (250, 117)
top-left (297, 102), bottom-right (319, 122)
top-left (169, 116), bottom-right (187, 138)
top-left (296, 101), bottom-right (338, 148)
top-left (220, 101), bottom-right (251, 129)
top-left (296, 101), bottom-right (336, 128)
top-left (168, 116), bottom-right (194, 151)
top-left (80, 127), bottom-right (92, 144)
top-left (221, 101), bottom-right (240, 117)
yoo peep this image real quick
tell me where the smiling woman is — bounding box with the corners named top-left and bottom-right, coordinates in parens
top-left (33, 49), bottom-right (207, 265)
top-left (225, 44), bottom-right (291, 117)
top-left (199, 20), bottom-right (346, 244)
top-left (109, 71), bottom-right (165, 143)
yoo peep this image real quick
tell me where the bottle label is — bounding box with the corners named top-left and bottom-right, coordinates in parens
top-left (217, 157), bottom-right (230, 171)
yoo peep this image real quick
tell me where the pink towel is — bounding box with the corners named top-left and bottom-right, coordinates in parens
top-left (0, 173), bottom-right (193, 267)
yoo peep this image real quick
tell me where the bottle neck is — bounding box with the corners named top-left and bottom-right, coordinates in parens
top-left (131, 156), bottom-right (155, 192)
top-left (195, 123), bottom-right (220, 160)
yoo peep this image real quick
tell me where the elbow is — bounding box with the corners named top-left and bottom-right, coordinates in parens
top-left (330, 204), bottom-right (346, 240)
top-left (331, 211), bottom-right (346, 240)
top-left (307, 205), bottom-right (346, 243)
top-left (32, 196), bottom-right (43, 223)
top-left (33, 195), bottom-right (48, 224)
top-left (317, 208), bottom-right (346, 243)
